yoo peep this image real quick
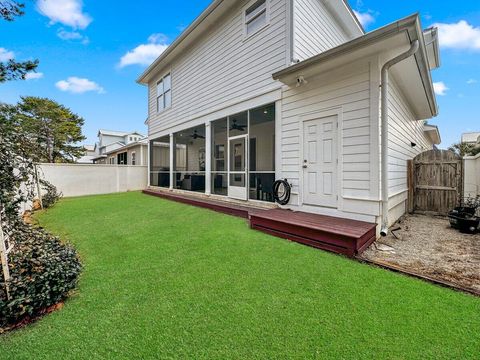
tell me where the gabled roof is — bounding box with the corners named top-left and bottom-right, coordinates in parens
top-left (97, 129), bottom-right (145, 138)
top-left (461, 132), bottom-right (480, 144)
top-left (103, 138), bottom-right (148, 156)
top-left (273, 13), bottom-right (439, 120)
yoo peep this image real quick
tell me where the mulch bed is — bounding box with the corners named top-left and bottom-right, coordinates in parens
top-left (0, 302), bottom-right (64, 334)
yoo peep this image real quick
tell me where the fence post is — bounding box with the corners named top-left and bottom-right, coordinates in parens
top-left (407, 160), bottom-right (414, 213)
top-left (34, 164), bottom-right (43, 210)
top-left (0, 208), bottom-right (11, 300)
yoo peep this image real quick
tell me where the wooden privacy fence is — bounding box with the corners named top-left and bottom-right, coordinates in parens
top-left (408, 150), bottom-right (463, 215)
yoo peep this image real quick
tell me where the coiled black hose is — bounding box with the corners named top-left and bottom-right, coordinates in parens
top-left (273, 179), bottom-right (291, 205)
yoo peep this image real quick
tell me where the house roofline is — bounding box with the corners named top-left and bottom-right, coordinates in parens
top-left (272, 13), bottom-right (438, 118)
top-left (339, 0), bottom-right (365, 34)
top-left (103, 139), bottom-right (148, 156)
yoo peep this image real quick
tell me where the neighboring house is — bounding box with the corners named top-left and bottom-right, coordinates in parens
top-left (461, 132), bottom-right (480, 148)
top-left (92, 130), bottom-right (147, 165)
top-left (138, 0), bottom-right (441, 234)
top-left (76, 144), bottom-right (97, 164)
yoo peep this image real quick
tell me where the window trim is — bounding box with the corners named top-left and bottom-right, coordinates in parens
top-left (156, 72), bottom-right (172, 113)
top-left (131, 151), bottom-right (136, 166)
top-left (243, 0), bottom-right (270, 39)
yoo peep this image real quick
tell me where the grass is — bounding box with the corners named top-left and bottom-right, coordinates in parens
top-left (0, 191), bottom-right (479, 359)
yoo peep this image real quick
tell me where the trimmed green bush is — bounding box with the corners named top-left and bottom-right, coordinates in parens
top-left (0, 102), bottom-right (82, 329)
top-left (40, 179), bottom-right (62, 209)
top-left (0, 222), bottom-right (81, 328)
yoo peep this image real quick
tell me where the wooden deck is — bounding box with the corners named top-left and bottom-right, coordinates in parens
top-left (249, 209), bottom-right (376, 257)
top-left (143, 189), bottom-right (376, 257)
top-left (142, 189), bottom-right (256, 218)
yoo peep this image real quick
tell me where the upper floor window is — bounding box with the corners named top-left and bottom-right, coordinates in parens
top-left (245, 0), bottom-right (268, 36)
top-left (157, 73), bottom-right (172, 112)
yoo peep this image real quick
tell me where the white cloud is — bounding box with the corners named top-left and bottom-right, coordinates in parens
top-left (0, 47), bottom-right (15, 61)
top-left (467, 78), bottom-right (477, 84)
top-left (119, 33), bottom-right (170, 68)
top-left (55, 77), bottom-right (104, 94)
top-left (433, 20), bottom-right (480, 50)
top-left (433, 81), bottom-right (449, 96)
top-left (37, 0), bottom-right (92, 29)
top-left (353, 10), bottom-right (375, 28)
top-left (56, 28), bottom-right (89, 44)
top-left (25, 72), bottom-right (44, 80)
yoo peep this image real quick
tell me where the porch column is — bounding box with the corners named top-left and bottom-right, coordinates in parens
top-left (147, 140), bottom-right (150, 186)
top-left (169, 134), bottom-right (174, 190)
top-left (205, 122), bottom-right (212, 195)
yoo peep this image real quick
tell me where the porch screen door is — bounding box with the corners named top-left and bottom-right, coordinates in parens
top-left (228, 135), bottom-right (248, 200)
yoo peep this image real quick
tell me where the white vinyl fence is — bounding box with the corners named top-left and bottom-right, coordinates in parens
top-left (464, 154), bottom-right (480, 198)
top-left (37, 163), bottom-right (148, 198)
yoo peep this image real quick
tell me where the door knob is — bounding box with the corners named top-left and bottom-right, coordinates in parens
top-left (302, 164), bottom-right (308, 168)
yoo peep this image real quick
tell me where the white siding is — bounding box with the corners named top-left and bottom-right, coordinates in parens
top-left (293, 0), bottom-right (350, 61)
top-left (279, 58), bottom-right (379, 221)
top-left (385, 78), bottom-right (435, 224)
top-left (148, 0), bottom-right (288, 138)
top-left (387, 79), bottom-right (433, 196)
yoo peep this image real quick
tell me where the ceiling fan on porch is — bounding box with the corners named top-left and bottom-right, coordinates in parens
top-left (190, 130), bottom-right (205, 139)
top-left (229, 118), bottom-right (246, 132)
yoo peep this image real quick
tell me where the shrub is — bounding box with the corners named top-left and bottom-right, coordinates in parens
top-left (39, 179), bottom-right (62, 208)
top-left (0, 222), bottom-right (82, 328)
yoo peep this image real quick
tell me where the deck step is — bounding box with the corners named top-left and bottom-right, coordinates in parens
top-left (249, 209), bottom-right (376, 257)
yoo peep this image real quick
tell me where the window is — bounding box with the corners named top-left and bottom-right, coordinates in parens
top-left (131, 152), bottom-right (136, 165)
top-left (109, 157), bottom-right (115, 164)
top-left (157, 73), bottom-right (172, 112)
top-left (117, 152), bottom-right (127, 165)
top-left (245, 0), bottom-right (267, 36)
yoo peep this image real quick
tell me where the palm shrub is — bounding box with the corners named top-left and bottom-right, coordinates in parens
top-left (0, 103), bottom-right (81, 329)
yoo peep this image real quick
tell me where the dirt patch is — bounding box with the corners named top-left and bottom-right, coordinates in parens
top-left (362, 214), bottom-right (480, 293)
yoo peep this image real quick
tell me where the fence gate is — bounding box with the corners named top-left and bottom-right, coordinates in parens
top-left (408, 150), bottom-right (463, 215)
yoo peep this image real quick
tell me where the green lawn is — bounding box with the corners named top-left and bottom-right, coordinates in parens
top-left (0, 192), bottom-right (479, 359)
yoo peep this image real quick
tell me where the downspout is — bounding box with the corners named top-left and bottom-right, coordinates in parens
top-left (380, 40), bottom-right (419, 237)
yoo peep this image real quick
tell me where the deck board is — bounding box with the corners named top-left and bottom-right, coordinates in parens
top-left (143, 189), bottom-right (377, 257)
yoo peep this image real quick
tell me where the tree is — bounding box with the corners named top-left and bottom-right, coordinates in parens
top-left (0, 0), bottom-right (24, 21)
top-left (448, 142), bottom-right (475, 157)
top-left (14, 97), bottom-right (86, 163)
top-left (0, 0), bottom-right (39, 82)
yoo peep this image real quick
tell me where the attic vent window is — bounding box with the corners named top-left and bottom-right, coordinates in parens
top-left (245, 0), bottom-right (268, 36)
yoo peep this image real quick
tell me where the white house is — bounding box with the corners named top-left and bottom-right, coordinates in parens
top-left (76, 145), bottom-right (97, 164)
top-left (138, 0), bottom-right (441, 235)
top-left (461, 132), bottom-right (480, 147)
top-left (92, 130), bottom-right (147, 165)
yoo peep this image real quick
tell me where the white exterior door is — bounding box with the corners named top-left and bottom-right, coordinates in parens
top-left (228, 135), bottom-right (248, 200)
top-left (303, 115), bottom-right (338, 208)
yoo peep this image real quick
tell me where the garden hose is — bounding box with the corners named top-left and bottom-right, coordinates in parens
top-left (273, 179), bottom-right (291, 205)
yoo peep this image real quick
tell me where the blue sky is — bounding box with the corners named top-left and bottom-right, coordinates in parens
top-left (1, 0), bottom-right (479, 148)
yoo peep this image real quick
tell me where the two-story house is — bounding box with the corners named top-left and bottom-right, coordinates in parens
top-left (138, 0), bottom-right (441, 237)
top-left (93, 130), bottom-right (147, 165)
